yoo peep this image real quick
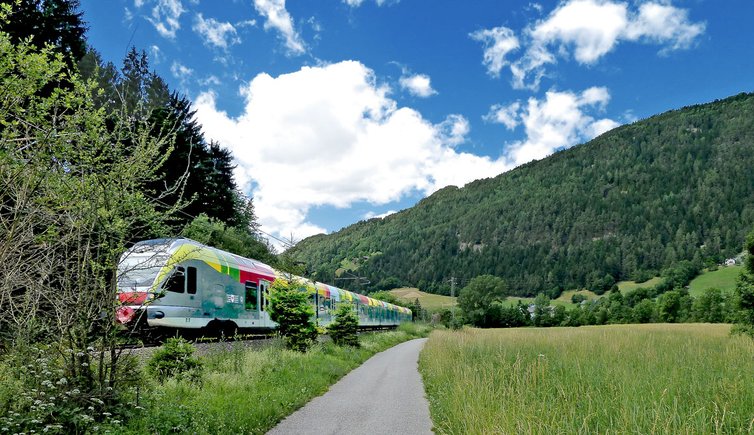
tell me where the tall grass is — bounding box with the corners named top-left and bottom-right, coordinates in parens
top-left (419, 324), bottom-right (754, 434)
top-left (122, 323), bottom-right (430, 434)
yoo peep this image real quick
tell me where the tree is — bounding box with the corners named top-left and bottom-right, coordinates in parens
top-left (0, 0), bottom-right (87, 68)
top-left (328, 303), bottom-right (359, 347)
top-left (268, 279), bottom-right (317, 352)
top-left (0, 28), bottom-right (178, 431)
top-left (733, 228), bottom-right (754, 339)
top-left (692, 287), bottom-right (726, 323)
top-left (657, 290), bottom-right (682, 323)
top-left (532, 293), bottom-right (553, 327)
top-left (632, 299), bottom-right (657, 323)
top-left (457, 275), bottom-right (509, 327)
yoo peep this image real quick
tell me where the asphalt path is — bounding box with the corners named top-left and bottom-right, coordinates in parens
top-left (267, 338), bottom-right (433, 435)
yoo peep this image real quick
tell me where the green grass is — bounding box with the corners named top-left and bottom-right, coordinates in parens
top-left (123, 324), bottom-right (431, 434)
top-left (618, 276), bottom-right (664, 294)
top-left (419, 324), bottom-right (754, 434)
top-left (688, 266), bottom-right (743, 297)
top-left (389, 287), bottom-right (457, 311)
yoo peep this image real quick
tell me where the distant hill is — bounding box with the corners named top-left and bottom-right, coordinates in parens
top-left (292, 92), bottom-right (754, 297)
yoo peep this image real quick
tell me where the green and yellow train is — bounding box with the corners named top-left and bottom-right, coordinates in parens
top-left (115, 238), bottom-right (411, 338)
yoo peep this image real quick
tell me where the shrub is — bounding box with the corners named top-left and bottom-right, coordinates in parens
top-left (147, 337), bottom-right (203, 383)
top-left (268, 280), bottom-right (318, 352)
top-left (328, 304), bottom-right (360, 347)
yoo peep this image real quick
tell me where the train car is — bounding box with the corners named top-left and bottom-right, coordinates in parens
top-left (115, 238), bottom-right (411, 338)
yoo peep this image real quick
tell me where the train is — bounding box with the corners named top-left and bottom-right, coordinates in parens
top-left (115, 238), bottom-right (412, 338)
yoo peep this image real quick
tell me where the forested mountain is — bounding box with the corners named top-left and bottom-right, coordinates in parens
top-left (291, 93), bottom-right (754, 297)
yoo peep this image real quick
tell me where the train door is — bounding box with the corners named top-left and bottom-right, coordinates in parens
top-left (259, 280), bottom-right (271, 326)
top-left (185, 265), bottom-right (201, 310)
top-left (243, 281), bottom-right (260, 322)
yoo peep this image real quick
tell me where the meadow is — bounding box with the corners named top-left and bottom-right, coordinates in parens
top-left (121, 323), bottom-right (430, 434)
top-left (688, 266), bottom-right (743, 296)
top-left (390, 287), bottom-right (457, 311)
top-left (419, 324), bottom-right (754, 434)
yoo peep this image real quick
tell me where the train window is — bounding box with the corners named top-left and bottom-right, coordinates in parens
top-left (187, 267), bottom-right (197, 294)
top-left (165, 266), bottom-right (185, 293)
top-left (245, 281), bottom-right (258, 311)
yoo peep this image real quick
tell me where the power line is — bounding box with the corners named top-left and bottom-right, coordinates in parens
top-left (143, 193), bottom-right (294, 249)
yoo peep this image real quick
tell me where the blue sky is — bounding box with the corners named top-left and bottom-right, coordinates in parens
top-left (80, 0), bottom-right (754, 248)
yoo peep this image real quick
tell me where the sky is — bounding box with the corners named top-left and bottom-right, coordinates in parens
top-left (80, 0), bottom-right (754, 248)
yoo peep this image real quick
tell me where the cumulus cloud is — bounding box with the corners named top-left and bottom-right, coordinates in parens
top-left (500, 87), bottom-right (620, 166)
top-left (473, 0), bottom-right (705, 89)
top-left (194, 61), bottom-right (507, 240)
top-left (253, 0), bottom-right (306, 55)
top-left (146, 0), bottom-right (185, 39)
top-left (399, 73), bottom-right (437, 98)
top-left (469, 26), bottom-right (520, 77)
top-left (193, 13), bottom-right (241, 49)
top-left (484, 101), bottom-right (522, 130)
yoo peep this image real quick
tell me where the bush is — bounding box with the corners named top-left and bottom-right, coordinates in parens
top-left (328, 304), bottom-right (360, 347)
top-left (268, 280), bottom-right (318, 352)
top-left (147, 337), bottom-right (203, 383)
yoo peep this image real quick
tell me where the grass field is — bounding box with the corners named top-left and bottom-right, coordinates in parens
top-left (688, 266), bottom-right (743, 296)
top-left (419, 324), bottom-right (754, 434)
top-left (389, 287), bottom-right (456, 311)
top-left (617, 276), bottom-right (664, 293)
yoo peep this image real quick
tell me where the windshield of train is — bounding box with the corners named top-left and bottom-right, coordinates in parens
top-left (117, 254), bottom-right (170, 288)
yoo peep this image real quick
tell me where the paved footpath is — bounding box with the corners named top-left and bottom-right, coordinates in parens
top-left (267, 338), bottom-right (433, 435)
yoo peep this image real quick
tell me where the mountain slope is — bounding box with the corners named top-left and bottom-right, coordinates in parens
top-left (291, 92), bottom-right (754, 297)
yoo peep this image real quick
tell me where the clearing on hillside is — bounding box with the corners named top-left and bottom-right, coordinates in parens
top-left (420, 324), bottom-right (754, 434)
top-left (389, 288), bottom-right (456, 311)
top-left (688, 265), bottom-right (743, 296)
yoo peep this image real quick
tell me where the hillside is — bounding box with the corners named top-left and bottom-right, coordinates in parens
top-left (292, 93), bottom-right (754, 297)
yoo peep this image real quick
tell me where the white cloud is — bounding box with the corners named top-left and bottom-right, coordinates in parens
top-left (484, 101), bottom-right (521, 130)
top-left (364, 210), bottom-right (397, 220)
top-left (399, 73), bottom-right (437, 98)
top-left (149, 45), bottom-right (162, 64)
top-left (437, 114), bottom-right (470, 146)
top-left (170, 61), bottom-right (193, 87)
top-left (502, 87), bottom-right (619, 166)
top-left (147, 0), bottom-right (185, 39)
top-left (475, 0), bottom-right (705, 90)
top-left (469, 26), bottom-right (520, 77)
top-left (200, 75), bottom-right (222, 86)
top-left (253, 0), bottom-right (306, 55)
top-left (194, 61), bottom-right (507, 240)
top-left (193, 13), bottom-right (241, 49)
top-left (343, 0), bottom-right (395, 7)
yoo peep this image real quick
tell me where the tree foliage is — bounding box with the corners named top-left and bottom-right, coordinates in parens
top-left (0, 26), bottom-right (178, 431)
top-left (458, 275), bottom-right (509, 327)
top-left (268, 280), bottom-right (317, 352)
top-left (327, 304), bottom-right (359, 347)
top-left (733, 228), bottom-right (754, 339)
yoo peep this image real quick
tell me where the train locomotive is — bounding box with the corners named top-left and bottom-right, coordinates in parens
top-left (115, 238), bottom-right (412, 338)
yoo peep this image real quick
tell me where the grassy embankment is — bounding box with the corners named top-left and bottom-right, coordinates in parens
top-left (123, 323), bottom-right (430, 434)
top-left (420, 324), bottom-right (754, 434)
